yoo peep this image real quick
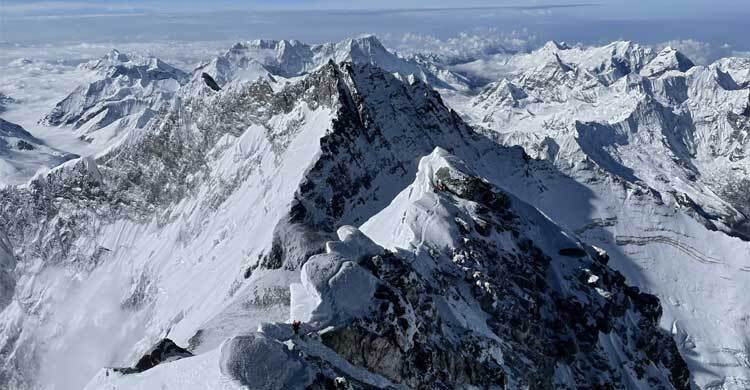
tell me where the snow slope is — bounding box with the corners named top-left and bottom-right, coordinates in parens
top-left (446, 40), bottom-right (750, 389)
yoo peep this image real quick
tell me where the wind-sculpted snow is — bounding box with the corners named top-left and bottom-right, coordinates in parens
top-left (296, 226), bottom-right (381, 326)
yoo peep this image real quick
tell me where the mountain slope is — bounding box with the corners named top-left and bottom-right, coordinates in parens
top-left (0, 58), bottom-right (690, 390)
top-left (446, 40), bottom-right (750, 389)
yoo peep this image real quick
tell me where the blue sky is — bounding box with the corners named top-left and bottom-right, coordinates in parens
top-left (1, 0), bottom-right (749, 61)
top-left (1, 0), bottom-right (747, 15)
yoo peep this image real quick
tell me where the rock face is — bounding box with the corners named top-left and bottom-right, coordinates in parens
top-left (200, 73), bottom-right (222, 91)
top-left (0, 36), bottom-right (746, 390)
top-left (114, 339), bottom-right (192, 374)
top-left (342, 149), bottom-right (688, 389)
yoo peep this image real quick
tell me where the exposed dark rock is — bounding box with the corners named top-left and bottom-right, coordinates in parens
top-left (113, 338), bottom-right (192, 374)
top-left (202, 72), bottom-right (222, 91)
top-left (15, 140), bottom-right (35, 151)
top-left (558, 247), bottom-right (587, 257)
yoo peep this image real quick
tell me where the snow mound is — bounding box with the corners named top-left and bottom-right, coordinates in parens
top-left (220, 333), bottom-right (309, 389)
top-left (296, 226), bottom-right (382, 326)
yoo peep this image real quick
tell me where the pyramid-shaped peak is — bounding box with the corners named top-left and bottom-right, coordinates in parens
top-left (351, 35), bottom-right (385, 46)
top-left (542, 41), bottom-right (572, 51)
top-left (105, 49), bottom-right (130, 63)
top-left (640, 46), bottom-right (695, 77)
top-left (658, 46), bottom-right (695, 70)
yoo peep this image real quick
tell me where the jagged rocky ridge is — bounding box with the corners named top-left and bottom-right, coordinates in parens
top-left (37, 36), bottom-right (467, 154)
top-left (0, 53), bottom-right (692, 389)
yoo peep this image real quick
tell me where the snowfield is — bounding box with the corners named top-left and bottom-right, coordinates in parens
top-left (0, 35), bottom-right (748, 389)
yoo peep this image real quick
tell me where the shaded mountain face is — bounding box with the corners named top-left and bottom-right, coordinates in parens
top-left (0, 53), bottom-right (690, 390)
top-left (454, 41), bottom-right (749, 237)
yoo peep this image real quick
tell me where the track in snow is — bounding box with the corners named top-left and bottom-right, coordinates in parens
top-left (614, 235), bottom-right (724, 265)
top-left (574, 217), bottom-right (618, 234)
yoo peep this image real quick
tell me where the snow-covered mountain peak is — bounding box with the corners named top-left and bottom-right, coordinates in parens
top-left (710, 56), bottom-right (750, 88)
top-left (540, 40), bottom-right (571, 52)
top-left (331, 35), bottom-right (390, 61)
top-left (509, 40), bottom-right (654, 88)
top-left (195, 36), bottom-right (471, 92)
top-left (79, 49), bottom-right (187, 81)
top-left (104, 48), bottom-right (130, 63)
top-left (42, 50), bottom-right (188, 146)
top-left (640, 46), bottom-right (695, 77)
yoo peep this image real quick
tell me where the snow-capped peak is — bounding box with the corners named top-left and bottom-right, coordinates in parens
top-left (195, 35), bottom-right (470, 91)
top-left (42, 50), bottom-right (188, 146)
top-left (640, 46), bottom-right (695, 77)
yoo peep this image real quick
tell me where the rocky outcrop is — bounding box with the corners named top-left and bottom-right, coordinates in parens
top-left (113, 338), bottom-right (192, 374)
